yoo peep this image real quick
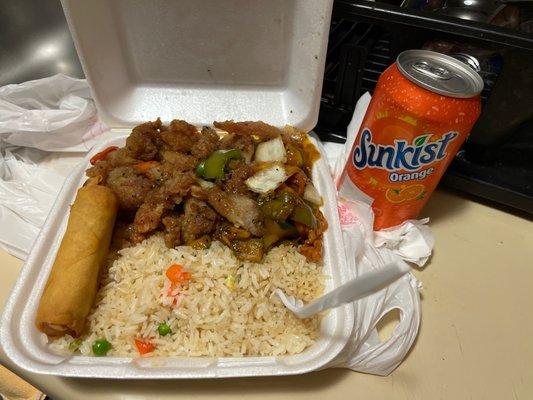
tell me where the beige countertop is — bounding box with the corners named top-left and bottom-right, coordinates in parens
top-left (1, 189), bottom-right (532, 400)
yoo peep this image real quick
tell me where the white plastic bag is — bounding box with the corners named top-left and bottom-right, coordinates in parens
top-left (0, 74), bottom-right (104, 152)
top-left (320, 93), bottom-right (431, 375)
top-left (0, 149), bottom-right (65, 259)
top-left (0, 75), bottom-right (105, 258)
top-left (325, 196), bottom-right (422, 375)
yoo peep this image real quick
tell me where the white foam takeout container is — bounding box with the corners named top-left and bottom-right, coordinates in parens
top-left (0, 0), bottom-right (355, 378)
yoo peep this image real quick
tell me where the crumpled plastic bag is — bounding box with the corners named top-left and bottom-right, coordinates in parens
top-left (0, 74), bottom-right (105, 152)
top-left (375, 219), bottom-right (434, 267)
top-left (0, 149), bottom-right (65, 259)
top-left (324, 194), bottom-right (423, 375)
top-left (0, 75), bottom-right (106, 258)
top-left (321, 92), bottom-right (432, 375)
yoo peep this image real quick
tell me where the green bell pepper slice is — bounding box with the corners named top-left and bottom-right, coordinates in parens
top-left (260, 190), bottom-right (295, 222)
top-left (290, 197), bottom-right (317, 228)
top-left (196, 149), bottom-right (242, 180)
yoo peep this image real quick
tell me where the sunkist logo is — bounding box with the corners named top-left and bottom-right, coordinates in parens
top-left (353, 128), bottom-right (459, 172)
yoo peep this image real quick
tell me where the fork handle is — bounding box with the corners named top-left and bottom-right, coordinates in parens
top-left (297, 261), bottom-right (410, 318)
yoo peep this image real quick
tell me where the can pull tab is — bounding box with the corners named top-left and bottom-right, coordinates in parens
top-left (412, 61), bottom-right (451, 80)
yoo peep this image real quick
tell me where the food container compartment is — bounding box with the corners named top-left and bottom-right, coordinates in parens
top-left (1, 130), bottom-right (354, 378)
top-left (0, 0), bottom-right (356, 378)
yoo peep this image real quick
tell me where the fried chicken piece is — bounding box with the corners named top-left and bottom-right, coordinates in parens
top-left (214, 120), bottom-right (281, 142)
top-left (181, 198), bottom-right (218, 243)
top-left (133, 201), bottom-right (166, 234)
top-left (222, 160), bottom-right (253, 195)
top-left (160, 119), bottom-right (199, 153)
top-left (206, 187), bottom-right (264, 236)
top-left (191, 127), bottom-right (219, 159)
top-left (86, 148), bottom-right (137, 182)
top-left (162, 213), bottom-right (182, 248)
top-left (218, 132), bottom-right (255, 163)
top-left (160, 170), bottom-right (197, 198)
top-left (106, 166), bottom-right (155, 210)
top-left (125, 119), bottom-right (161, 161)
top-left (159, 150), bottom-right (198, 171)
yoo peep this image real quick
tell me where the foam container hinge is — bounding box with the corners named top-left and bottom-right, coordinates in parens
top-left (0, 0), bottom-right (356, 378)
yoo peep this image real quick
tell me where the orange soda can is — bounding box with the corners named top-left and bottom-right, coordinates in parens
top-left (338, 50), bottom-right (483, 230)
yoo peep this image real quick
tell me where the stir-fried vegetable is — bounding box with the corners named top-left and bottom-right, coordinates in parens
top-left (303, 182), bottom-right (322, 206)
top-left (90, 146), bottom-right (118, 165)
top-left (263, 219), bottom-right (299, 249)
top-left (285, 143), bottom-right (304, 167)
top-left (254, 136), bottom-right (287, 163)
top-left (157, 322), bottom-right (171, 336)
top-left (188, 235), bottom-right (212, 249)
top-left (92, 339), bottom-right (112, 356)
top-left (225, 274), bottom-right (236, 290)
top-left (135, 338), bottom-right (155, 355)
top-left (165, 264), bottom-right (191, 285)
top-left (290, 197), bottom-right (317, 228)
top-left (196, 149), bottom-right (242, 180)
top-left (214, 222), bottom-right (251, 247)
top-left (69, 338), bottom-right (83, 352)
top-left (231, 239), bottom-right (264, 262)
top-left (283, 125), bottom-right (306, 144)
top-left (260, 190), bottom-right (295, 222)
top-left (245, 164), bottom-right (289, 194)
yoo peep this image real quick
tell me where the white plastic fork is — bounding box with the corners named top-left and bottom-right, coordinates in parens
top-left (275, 261), bottom-right (411, 319)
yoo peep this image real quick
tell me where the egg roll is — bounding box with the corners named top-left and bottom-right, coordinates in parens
top-left (35, 181), bottom-right (118, 337)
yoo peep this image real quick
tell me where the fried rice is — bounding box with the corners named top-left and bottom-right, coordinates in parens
top-left (50, 235), bottom-right (324, 357)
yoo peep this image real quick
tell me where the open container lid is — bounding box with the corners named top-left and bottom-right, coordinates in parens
top-left (62, 0), bottom-right (333, 131)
